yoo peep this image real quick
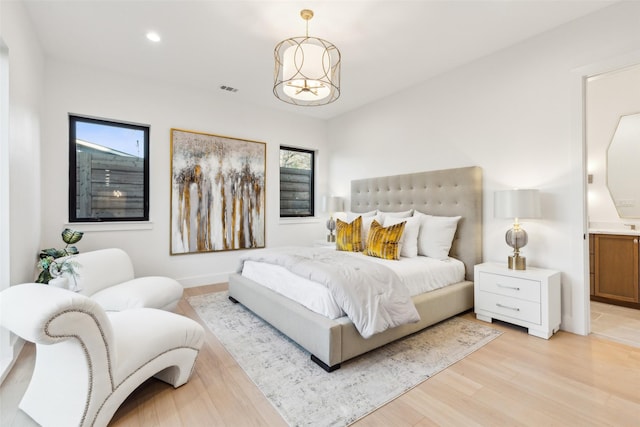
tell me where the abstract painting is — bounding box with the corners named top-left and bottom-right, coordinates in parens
top-left (170, 128), bottom-right (265, 255)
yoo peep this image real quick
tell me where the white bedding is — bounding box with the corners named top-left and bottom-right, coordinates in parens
top-left (241, 250), bottom-right (465, 320)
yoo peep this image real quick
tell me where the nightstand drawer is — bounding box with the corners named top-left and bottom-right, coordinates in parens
top-left (476, 291), bottom-right (541, 325)
top-left (477, 271), bottom-right (541, 303)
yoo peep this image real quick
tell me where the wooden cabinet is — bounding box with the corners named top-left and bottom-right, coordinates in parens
top-left (589, 234), bottom-right (595, 296)
top-left (474, 263), bottom-right (561, 339)
top-left (590, 233), bottom-right (640, 308)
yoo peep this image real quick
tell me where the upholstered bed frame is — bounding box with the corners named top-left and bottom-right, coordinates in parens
top-left (228, 166), bottom-right (482, 371)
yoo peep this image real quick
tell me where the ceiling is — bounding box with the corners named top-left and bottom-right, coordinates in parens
top-left (21, 0), bottom-right (616, 120)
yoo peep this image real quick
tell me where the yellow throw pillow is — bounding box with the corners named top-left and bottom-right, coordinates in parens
top-left (336, 216), bottom-right (362, 252)
top-left (365, 220), bottom-right (406, 260)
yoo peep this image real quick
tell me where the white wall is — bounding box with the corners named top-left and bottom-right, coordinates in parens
top-left (41, 60), bottom-right (329, 286)
top-left (587, 64), bottom-right (640, 227)
top-left (1, 0), bottom-right (44, 285)
top-left (0, 0), bottom-right (45, 380)
top-left (327, 2), bottom-right (640, 335)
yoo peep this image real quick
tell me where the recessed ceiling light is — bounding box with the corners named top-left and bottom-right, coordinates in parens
top-left (146, 31), bottom-right (161, 43)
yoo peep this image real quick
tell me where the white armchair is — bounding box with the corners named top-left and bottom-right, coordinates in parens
top-left (0, 283), bottom-right (204, 427)
top-left (67, 248), bottom-right (183, 311)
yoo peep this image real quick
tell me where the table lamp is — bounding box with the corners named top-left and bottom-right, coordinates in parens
top-left (494, 189), bottom-right (541, 270)
top-left (324, 196), bottom-right (344, 242)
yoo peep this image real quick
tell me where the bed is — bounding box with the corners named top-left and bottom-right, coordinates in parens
top-left (228, 166), bottom-right (482, 371)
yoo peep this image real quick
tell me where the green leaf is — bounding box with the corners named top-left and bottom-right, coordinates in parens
top-left (62, 229), bottom-right (84, 245)
top-left (36, 270), bottom-right (52, 284)
top-left (40, 248), bottom-right (66, 258)
top-left (66, 246), bottom-right (79, 255)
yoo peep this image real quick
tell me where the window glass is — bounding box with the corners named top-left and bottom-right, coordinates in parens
top-left (279, 147), bottom-right (314, 217)
top-left (69, 115), bottom-right (149, 222)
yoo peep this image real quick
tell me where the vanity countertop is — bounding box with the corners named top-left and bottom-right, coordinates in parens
top-left (589, 229), bottom-right (640, 236)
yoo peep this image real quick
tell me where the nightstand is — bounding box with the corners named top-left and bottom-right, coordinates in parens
top-left (313, 240), bottom-right (336, 249)
top-left (474, 262), bottom-right (561, 339)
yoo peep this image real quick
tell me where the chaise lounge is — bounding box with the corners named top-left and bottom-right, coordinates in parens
top-left (0, 283), bottom-right (204, 427)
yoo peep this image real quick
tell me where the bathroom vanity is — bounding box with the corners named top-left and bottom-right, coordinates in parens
top-left (587, 111), bottom-right (640, 310)
top-left (589, 230), bottom-right (640, 309)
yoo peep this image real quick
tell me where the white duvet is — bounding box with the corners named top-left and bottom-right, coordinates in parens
top-left (238, 247), bottom-right (421, 338)
top-left (242, 249), bottom-right (465, 319)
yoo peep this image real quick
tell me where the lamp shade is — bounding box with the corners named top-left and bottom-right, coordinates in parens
top-left (281, 43), bottom-right (333, 102)
top-left (494, 189), bottom-right (541, 219)
top-left (323, 196), bottom-right (344, 213)
top-left (273, 9), bottom-right (341, 106)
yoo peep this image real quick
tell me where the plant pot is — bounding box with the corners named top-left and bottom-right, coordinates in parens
top-left (68, 278), bottom-right (81, 292)
top-left (49, 277), bottom-right (69, 289)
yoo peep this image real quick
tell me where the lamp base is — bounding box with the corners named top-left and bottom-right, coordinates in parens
top-left (508, 255), bottom-right (526, 270)
top-left (327, 234), bottom-right (336, 243)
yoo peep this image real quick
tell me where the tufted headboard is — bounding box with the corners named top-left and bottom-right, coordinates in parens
top-left (350, 166), bottom-right (482, 281)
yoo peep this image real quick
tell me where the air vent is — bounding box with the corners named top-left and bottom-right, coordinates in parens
top-left (220, 85), bottom-right (238, 93)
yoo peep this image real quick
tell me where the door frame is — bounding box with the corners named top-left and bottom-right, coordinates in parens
top-left (572, 49), bottom-right (640, 335)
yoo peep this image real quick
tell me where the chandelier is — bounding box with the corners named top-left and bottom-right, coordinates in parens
top-left (273, 9), bottom-right (341, 106)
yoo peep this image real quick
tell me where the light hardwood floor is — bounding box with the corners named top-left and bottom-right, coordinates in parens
top-left (591, 301), bottom-right (640, 348)
top-left (2, 284), bottom-right (640, 426)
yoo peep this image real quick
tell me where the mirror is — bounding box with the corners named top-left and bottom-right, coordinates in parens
top-left (607, 112), bottom-right (640, 218)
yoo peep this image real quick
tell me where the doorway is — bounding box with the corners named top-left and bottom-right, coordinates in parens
top-left (585, 62), bottom-right (640, 348)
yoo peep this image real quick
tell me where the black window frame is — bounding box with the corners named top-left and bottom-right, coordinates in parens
top-left (68, 115), bottom-right (150, 222)
top-left (279, 146), bottom-right (315, 218)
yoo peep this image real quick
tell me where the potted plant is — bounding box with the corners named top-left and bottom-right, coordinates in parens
top-left (36, 228), bottom-right (84, 289)
top-left (46, 257), bottom-right (82, 289)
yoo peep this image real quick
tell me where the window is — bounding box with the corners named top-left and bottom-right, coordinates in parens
top-left (69, 115), bottom-right (149, 222)
top-left (280, 147), bottom-right (314, 217)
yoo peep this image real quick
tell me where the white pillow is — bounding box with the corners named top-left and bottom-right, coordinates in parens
top-left (378, 209), bottom-right (413, 223)
top-left (351, 210), bottom-right (377, 219)
top-left (335, 210), bottom-right (377, 222)
top-left (383, 215), bottom-right (420, 258)
top-left (414, 212), bottom-right (461, 260)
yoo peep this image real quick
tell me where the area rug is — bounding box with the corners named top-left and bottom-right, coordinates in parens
top-left (188, 291), bottom-right (502, 427)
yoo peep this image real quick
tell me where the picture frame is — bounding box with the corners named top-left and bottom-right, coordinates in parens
top-left (170, 128), bottom-right (266, 255)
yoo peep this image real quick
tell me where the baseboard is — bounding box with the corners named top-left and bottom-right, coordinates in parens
top-left (0, 337), bottom-right (24, 385)
top-left (178, 271), bottom-right (233, 288)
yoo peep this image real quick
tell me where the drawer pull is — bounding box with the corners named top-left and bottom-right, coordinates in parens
top-left (496, 303), bottom-right (520, 312)
top-left (497, 283), bottom-right (520, 291)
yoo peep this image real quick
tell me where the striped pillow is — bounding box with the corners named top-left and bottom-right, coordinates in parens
top-left (336, 216), bottom-right (362, 252)
top-left (365, 219), bottom-right (406, 260)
